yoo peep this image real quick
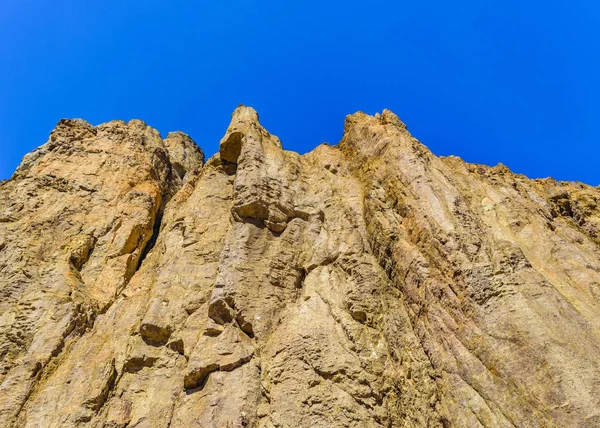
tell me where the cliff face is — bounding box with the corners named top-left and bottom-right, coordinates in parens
top-left (0, 107), bottom-right (599, 427)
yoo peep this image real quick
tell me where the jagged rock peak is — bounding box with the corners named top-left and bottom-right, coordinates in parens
top-left (164, 131), bottom-right (205, 180)
top-left (0, 107), bottom-right (599, 427)
top-left (219, 104), bottom-right (283, 164)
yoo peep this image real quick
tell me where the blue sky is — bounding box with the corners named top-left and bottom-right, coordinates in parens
top-left (1, 1), bottom-right (598, 184)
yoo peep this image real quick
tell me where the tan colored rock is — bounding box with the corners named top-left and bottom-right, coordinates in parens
top-left (0, 106), bottom-right (599, 427)
top-left (0, 118), bottom-right (203, 424)
top-left (164, 131), bottom-right (205, 181)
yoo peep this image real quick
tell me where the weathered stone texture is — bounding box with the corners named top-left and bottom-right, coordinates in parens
top-left (0, 106), bottom-right (599, 427)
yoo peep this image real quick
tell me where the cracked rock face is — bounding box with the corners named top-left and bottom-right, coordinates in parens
top-left (1, 106), bottom-right (599, 427)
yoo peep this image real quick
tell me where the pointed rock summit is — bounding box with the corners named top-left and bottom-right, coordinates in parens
top-left (0, 107), bottom-right (599, 427)
top-left (219, 104), bottom-right (265, 163)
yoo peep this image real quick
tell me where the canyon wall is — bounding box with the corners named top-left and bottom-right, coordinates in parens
top-left (1, 106), bottom-right (599, 427)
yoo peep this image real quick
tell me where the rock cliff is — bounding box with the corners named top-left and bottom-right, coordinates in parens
top-left (0, 106), bottom-right (599, 427)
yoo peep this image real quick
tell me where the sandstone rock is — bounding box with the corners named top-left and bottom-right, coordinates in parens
top-left (0, 106), bottom-right (599, 427)
top-left (164, 131), bottom-right (205, 180)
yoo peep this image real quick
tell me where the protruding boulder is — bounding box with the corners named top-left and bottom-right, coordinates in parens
top-left (184, 325), bottom-right (254, 390)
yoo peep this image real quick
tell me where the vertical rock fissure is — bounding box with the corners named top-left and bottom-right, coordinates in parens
top-left (136, 205), bottom-right (164, 270)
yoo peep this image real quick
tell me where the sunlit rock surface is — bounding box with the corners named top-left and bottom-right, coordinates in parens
top-left (1, 106), bottom-right (599, 427)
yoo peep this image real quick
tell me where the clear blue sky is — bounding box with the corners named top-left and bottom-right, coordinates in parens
top-left (1, 1), bottom-right (598, 184)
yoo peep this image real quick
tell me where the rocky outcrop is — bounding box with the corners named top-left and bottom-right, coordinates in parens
top-left (0, 106), bottom-right (599, 427)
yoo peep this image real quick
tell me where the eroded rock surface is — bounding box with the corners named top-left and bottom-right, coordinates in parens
top-left (1, 106), bottom-right (599, 427)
